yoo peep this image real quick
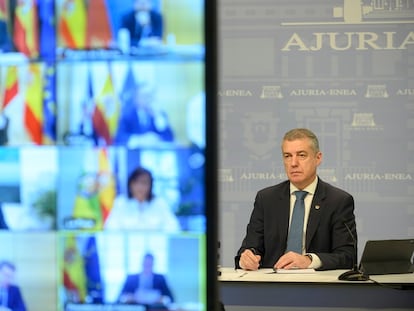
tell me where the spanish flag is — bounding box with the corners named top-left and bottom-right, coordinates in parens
top-left (24, 63), bottom-right (43, 144)
top-left (97, 148), bottom-right (116, 222)
top-left (2, 66), bottom-right (19, 110)
top-left (13, 0), bottom-right (39, 58)
top-left (92, 67), bottom-right (120, 145)
top-left (59, 0), bottom-right (87, 49)
top-left (63, 235), bottom-right (87, 303)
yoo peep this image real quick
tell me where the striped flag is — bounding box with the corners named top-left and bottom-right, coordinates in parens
top-left (13, 0), bottom-right (39, 58)
top-left (24, 63), bottom-right (43, 144)
top-left (63, 235), bottom-right (87, 303)
top-left (58, 0), bottom-right (87, 49)
top-left (97, 148), bottom-right (116, 222)
top-left (2, 66), bottom-right (19, 110)
top-left (92, 66), bottom-right (120, 145)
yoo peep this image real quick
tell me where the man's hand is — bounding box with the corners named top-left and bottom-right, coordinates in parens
top-left (274, 251), bottom-right (311, 270)
top-left (239, 249), bottom-right (261, 271)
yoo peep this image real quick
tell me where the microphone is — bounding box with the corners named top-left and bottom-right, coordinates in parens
top-left (338, 220), bottom-right (369, 281)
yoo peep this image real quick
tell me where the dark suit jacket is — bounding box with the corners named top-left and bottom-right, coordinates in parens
top-left (236, 178), bottom-right (356, 270)
top-left (0, 20), bottom-right (13, 52)
top-left (120, 10), bottom-right (163, 47)
top-left (0, 204), bottom-right (8, 229)
top-left (118, 273), bottom-right (174, 303)
top-left (2, 285), bottom-right (27, 311)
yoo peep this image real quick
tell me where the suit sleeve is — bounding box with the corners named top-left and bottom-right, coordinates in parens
top-left (9, 286), bottom-right (26, 311)
top-left (234, 191), bottom-right (265, 268)
top-left (315, 193), bottom-right (356, 270)
top-left (156, 275), bottom-right (174, 302)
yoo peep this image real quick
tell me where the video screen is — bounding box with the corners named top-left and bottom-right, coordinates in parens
top-left (0, 0), bottom-right (212, 310)
top-left (0, 232), bottom-right (205, 311)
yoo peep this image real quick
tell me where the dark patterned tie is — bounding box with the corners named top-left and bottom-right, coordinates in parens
top-left (286, 190), bottom-right (308, 253)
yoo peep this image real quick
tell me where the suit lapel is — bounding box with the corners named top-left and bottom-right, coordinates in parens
top-left (277, 182), bottom-right (291, 243)
top-left (305, 179), bottom-right (326, 249)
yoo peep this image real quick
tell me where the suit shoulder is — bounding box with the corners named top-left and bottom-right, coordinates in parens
top-left (319, 179), bottom-right (353, 198)
top-left (256, 180), bottom-right (289, 196)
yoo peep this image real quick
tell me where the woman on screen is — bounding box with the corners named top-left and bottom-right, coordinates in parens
top-left (104, 167), bottom-right (180, 232)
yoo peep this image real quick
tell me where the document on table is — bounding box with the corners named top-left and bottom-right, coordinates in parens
top-left (274, 268), bottom-right (315, 274)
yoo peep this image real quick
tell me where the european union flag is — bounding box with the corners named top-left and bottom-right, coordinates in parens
top-left (39, 0), bottom-right (55, 60)
top-left (120, 66), bottom-right (136, 112)
top-left (43, 62), bottom-right (56, 143)
top-left (83, 236), bottom-right (103, 303)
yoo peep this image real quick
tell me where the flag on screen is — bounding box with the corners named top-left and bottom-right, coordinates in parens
top-left (42, 62), bottom-right (56, 144)
top-left (59, 0), bottom-right (87, 49)
top-left (63, 235), bottom-right (87, 303)
top-left (83, 236), bottom-right (103, 303)
top-left (2, 66), bottom-right (18, 110)
top-left (121, 65), bottom-right (136, 110)
top-left (0, 0), bottom-right (8, 20)
top-left (86, 72), bottom-right (111, 144)
top-left (86, 0), bottom-right (112, 48)
top-left (13, 0), bottom-right (39, 58)
top-left (72, 171), bottom-right (103, 230)
top-left (97, 148), bottom-right (116, 222)
top-left (24, 63), bottom-right (43, 144)
top-left (39, 0), bottom-right (55, 58)
top-left (92, 66), bottom-right (120, 145)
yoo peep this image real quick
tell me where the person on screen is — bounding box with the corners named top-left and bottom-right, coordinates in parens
top-left (118, 253), bottom-right (173, 309)
top-left (0, 261), bottom-right (26, 311)
top-left (0, 204), bottom-right (8, 230)
top-left (119, 0), bottom-right (163, 48)
top-left (0, 113), bottom-right (10, 146)
top-left (0, 20), bottom-right (13, 53)
top-left (114, 83), bottom-right (174, 148)
top-left (104, 167), bottom-right (180, 232)
top-left (236, 128), bottom-right (357, 271)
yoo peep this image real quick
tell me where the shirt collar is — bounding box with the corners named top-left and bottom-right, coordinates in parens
top-left (290, 176), bottom-right (318, 195)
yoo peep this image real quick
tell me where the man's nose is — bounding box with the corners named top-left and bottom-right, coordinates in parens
top-left (290, 155), bottom-right (299, 166)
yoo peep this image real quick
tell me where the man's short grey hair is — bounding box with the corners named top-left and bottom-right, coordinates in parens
top-left (282, 128), bottom-right (320, 153)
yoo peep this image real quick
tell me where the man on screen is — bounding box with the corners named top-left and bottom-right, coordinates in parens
top-left (0, 261), bottom-right (26, 311)
top-left (114, 83), bottom-right (174, 148)
top-left (119, 0), bottom-right (164, 48)
top-left (236, 128), bottom-right (357, 271)
top-left (118, 253), bottom-right (173, 310)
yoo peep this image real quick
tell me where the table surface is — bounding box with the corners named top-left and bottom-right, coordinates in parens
top-left (219, 267), bottom-right (414, 309)
top-left (219, 267), bottom-right (414, 284)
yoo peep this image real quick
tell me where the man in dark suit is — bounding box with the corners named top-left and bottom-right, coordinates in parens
top-left (120, 0), bottom-right (163, 47)
top-left (0, 261), bottom-right (26, 311)
top-left (236, 128), bottom-right (356, 271)
top-left (114, 83), bottom-right (174, 148)
top-left (118, 253), bottom-right (173, 309)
